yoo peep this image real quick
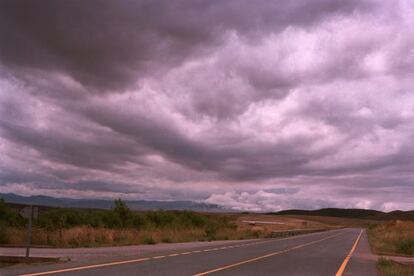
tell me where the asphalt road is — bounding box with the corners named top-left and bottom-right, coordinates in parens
top-left (1, 228), bottom-right (378, 276)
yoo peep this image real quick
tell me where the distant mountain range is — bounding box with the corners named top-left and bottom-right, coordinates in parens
top-left (1, 193), bottom-right (413, 220)
top-left (0, 193), bottom-right (226, 212)
top-left (271, 208), bottom-right (414, 221)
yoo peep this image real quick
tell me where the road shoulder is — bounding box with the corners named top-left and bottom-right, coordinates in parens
top-left (344, 230), bottom-right (379, 276)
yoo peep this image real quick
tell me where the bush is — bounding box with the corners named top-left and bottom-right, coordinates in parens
top-left (0, 199), bottom-right (25, 227)
top-left (177, 211), bottom-right (209, 228)
top-left (205, 222), bottom-right (219, 240)
top-left (161, 237), bottom-right (172, 243)
top-left (397, 239), bottom-right (414, 255)
top-left (378, 258), bottom-right (414, 276)
top-left (368, 223), bottom-right (377, 230)
top-left (142, 236), bottom-right (156, 244)
top-left (113, 198), bottom-right (132, 227)
top-left (0, 198), bottom-right (249, 247)
top-left (102, 211), bottom-right (122, 228)
top-left (0, 221), bottom-right (7, 243)
top-left (147, 211), bottom-right (175, 228)
top-left (0, 198), bottom-right (25, 244)
top-left (37, 209), bottom-right (68, 230)
top-left (129, 213), bottom-right (146, 229)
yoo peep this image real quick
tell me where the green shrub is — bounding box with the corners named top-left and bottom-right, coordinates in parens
top-left (0, 221), bottom-right (7, 243)
top-left (113, 198), bottom-right (132, 227)
top-left (142, 236), bottom-right (156, 244)
top-left (0, 199), bottom-right (25, 227)
top-left (378, 258), bottom-right (414, 276)
top-left (147, 211), bottom-right (175, 228)
top-left (378, 258), bottom-right (393, 269)
top-left (161, 237), bottom-right (172, 243)
top-left (397, 238), bottom-right (414, 255)
top-left (367, 223), bottom-right (377, 230)
top-left (205, 222), bottom-right (219, 240)
top-left (37, 209), bottom-right (69, 230)
top-left (129, 213), bottom-right (146, 229)
top-left (176, 211), bottom-right (208, 228)
top-left (0, 198), bottom-right (25, 243)
top-left (102, 211), bottom-right (122, 228)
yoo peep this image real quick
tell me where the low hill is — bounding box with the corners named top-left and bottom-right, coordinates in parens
top-left (271, 208), bottom-right (414, 221)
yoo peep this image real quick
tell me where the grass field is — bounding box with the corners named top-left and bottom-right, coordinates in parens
top-left (1, 199), bottom-right (258, 247)
top-left (276, 214), bottom-right (377, 228)
top-left (3, 225), bottom-right (263, 247)
top-left (367, 220), bottom-right (414, 256)
top-left (378, 258), bottom-right (414, 276)
top-left (1, 214), bottom-right (338, 248)
top-left (0, 199), bottom-right (351, 247)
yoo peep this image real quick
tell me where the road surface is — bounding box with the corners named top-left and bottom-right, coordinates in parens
top-left (1, 228), bottom-right (378, 276)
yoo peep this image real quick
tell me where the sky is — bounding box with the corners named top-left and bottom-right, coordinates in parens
top-left (0, 0), bottom-right (413, 212)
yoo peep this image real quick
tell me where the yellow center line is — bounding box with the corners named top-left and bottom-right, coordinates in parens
top-left (335, 229), bottom-right (363, 276)
top-left (193, 233), bottom-right (344, 276)
top-left (20, 257), bottom-right (151, 276)
top-left (168, 253), bottom-right (180, 257)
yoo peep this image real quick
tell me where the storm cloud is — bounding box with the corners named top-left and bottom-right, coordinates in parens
top-left (1, 0), bottom-right (413, 211)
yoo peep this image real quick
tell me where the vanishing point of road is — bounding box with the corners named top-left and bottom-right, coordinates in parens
top-left (1, 228), bottom-right (378, 276)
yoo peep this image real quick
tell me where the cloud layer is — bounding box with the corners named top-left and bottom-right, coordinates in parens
top-left (1, 0), bottom-right (413, 211)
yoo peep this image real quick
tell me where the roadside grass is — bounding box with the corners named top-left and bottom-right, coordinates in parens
top-left (3, 226), bottom-right (263, 248)
top-left (2, 199), bottom-right (331, 248)
top-left (282, 214), bottom-right (377, 228)
top-left (0, 199), bottom-right (362, 248)
top-left (1, 204), bottom-right (266, 248)
top-left (1, 198), bottom-right (268, 247)
top-left (367, 221), bottom-right (414, 256)
top-left (378, 258), bottom-right (414, 276)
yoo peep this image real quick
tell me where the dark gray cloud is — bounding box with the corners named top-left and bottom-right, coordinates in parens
top-left (0, 0), bottom-right (371, 91)
top-left (1, 0), bottom-right (413, 211)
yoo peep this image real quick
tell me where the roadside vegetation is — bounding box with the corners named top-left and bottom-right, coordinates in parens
top-left (367, 220), bottom-right (414, 276)
top-left (0, 199), bottom-right (261, 247)
top-left (0, 199), bottom-right (25, 244)
top-left (367, 220), bottom-right (414, 256)
top-left (377, 258), bottom-right (414, 276)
